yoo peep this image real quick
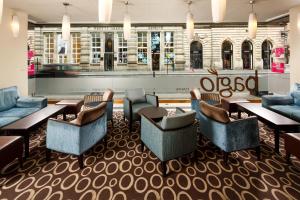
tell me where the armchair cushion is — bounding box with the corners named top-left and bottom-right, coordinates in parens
top-left (190, 88), bottom-right (201, 100)
top-left (160, 111), bottom-right (196, 130)
top-left (200, 101), bottom-right (230, 124)
top-left (262, 95), bottom-right (294, 108)
top-left (103, 89), bottom-right (114, 101)
top-left (291, 91), bottom-right (300, 106)
top-left (126, 88), bottom-right (146, 104)
top-left (0, 86), bottom-right (19, 112)
top-left (16, 97), bottom-right (47, 108)
top-left (71, 102), bottom-right (106, 126)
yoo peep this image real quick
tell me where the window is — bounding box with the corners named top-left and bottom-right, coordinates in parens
top-left (90, 33), bottom-right (101, 64)
top-left (118, 33), bottom-right (128, 64)
top-left (222, 40), bottom-right (233, 70)
top-left (44, 33), bottom-right (55, 64)
top-left (71, 33), bottom-right (81, 64)
top-left (164, 32), bottom-right (175, 65)
top-left (137, 32), bottom-right (148, 64)
top-left (190, 41), bottom-right (203, 69)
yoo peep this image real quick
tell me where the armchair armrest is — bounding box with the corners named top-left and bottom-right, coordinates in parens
top-left (123, 97), bottom-right (132, 119)
top-left (175, 107), bottom-right (185, 114)
top-left (146, 94), bottom-right (158, 107)
top-left (262, 95), bottom-right (294, 108)
top-left (17, 97), bottom-right (47, 108)
top-left (225, 116), bottom-right (260, 151)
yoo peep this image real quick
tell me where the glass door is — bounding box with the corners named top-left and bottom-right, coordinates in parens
top-left (151, 32), bottom-right (160, 71)
top-left (104, 32), bottom-right (114, 71)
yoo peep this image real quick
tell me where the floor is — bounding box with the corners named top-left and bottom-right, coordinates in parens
top-left (0, 111), bottom-right (300, 199)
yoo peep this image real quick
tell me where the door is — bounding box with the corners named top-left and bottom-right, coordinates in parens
top-left (222, 40), bottom-right (233, 70)
top-left (190, 41), bottom-right (203, 69)
top-left (151, 32), bottom-right (160, 71)
top-left (104, 32), bottom-right (114, 71)
top-left (262, 40), bottom-right (272, 69)
top-left (242, 40), bottom-right (253, 70)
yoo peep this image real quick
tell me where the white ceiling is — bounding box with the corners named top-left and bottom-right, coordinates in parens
top-left (4, 0), bottom-right (300, 24)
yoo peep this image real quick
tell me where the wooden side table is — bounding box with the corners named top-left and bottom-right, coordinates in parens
top-left (138, 107), bottom-right (168, 122)
top-left (56, 100), bottom-right (84, 120)
top-left (221, 98), bottom-right (249, 117)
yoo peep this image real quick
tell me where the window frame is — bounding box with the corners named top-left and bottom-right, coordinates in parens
top-left (117, 32), bottom-right (128, 64)
top-left (137, 32), bottom-right (148, 65)
top-left (90, 32), bottom-right (102, 64)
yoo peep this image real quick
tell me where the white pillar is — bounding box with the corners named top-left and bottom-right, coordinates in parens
top-left (289, 6), bottom-right (300, 87)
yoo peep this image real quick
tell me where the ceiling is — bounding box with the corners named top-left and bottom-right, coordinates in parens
top-left (4, 0), bottom-right (300, 24)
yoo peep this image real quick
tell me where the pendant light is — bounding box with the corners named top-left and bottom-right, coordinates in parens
top-left (98, 0), bottom-right (113, 23)
top-left (0, 0), bottom-right (3, 24)
top-left (62, 3), bottom-right (71, 41)
top-left (123, 1), bottom-right (131, 41)
top-left (248, 0), bottom-right (257, 39)
top-left (186, 1), bottom-right (194, 40)
top-left (11, 15), bottom-right (20, 38)
top-left (211, 0), bottom-right (227, 23)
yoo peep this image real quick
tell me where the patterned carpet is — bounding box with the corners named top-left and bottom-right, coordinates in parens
top-left (1, 111), bottom-right (300, 200)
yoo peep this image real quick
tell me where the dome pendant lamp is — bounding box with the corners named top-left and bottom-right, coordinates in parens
top-left (98, 0), bottom-right (113, 23)
top-left (248, 0), bottom-right (257, 39)
top-left (211, 0), bottom-right (227, 23)
top-left (62, 2), bottom-right (71, 41)
top-left (123, 1), bottom-right (131, 41)
top-left (186, 1), bottom-right (194, 40)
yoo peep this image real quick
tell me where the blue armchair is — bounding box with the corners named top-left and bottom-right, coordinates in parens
top-left (140, 108), bottom-right (197, 176)
top-left (46, 102), bottom-right (107, 169)
top-left (123, 88), bottom-right (158, 132)
top-left (262, 83), bottom-right (300, 122)
top-left (198, 101), bottom-right (260, 163)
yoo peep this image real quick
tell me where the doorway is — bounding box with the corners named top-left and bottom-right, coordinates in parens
top-left (222, 40), bottom-right (233, 70)
top-left (262, 40), bottom-right (273, 69)
top-left (104, 32), bottom-right (114, 71)
top-left (190, 41), bottom-right (203, 69)
top-left (151, 32), bottom-right (160, 71)
top-left (242, 40), bottom-right (253, 70)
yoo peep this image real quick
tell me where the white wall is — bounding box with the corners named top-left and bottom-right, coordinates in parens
top-left (0, 5), bottom-right (28, 95)
top-left (289, 6), bottom-right (300, 87)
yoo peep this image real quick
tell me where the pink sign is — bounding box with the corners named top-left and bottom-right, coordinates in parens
top-left (271, 63), bottom-right (284, 73)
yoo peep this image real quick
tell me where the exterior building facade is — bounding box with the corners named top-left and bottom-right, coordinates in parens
top-left (28, 24), bottom-right (285, 72)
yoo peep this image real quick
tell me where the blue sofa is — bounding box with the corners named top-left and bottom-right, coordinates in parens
top-left (262, 83), bottom-right (300, 122)
top-left (0, 86), bottom-right (47, 128)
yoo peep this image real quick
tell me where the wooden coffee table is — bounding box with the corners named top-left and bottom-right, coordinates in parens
top-left (138, 107), bottom-right (168, 122)
top-left (56, 100), bottom-right (83, 120)
top-left (221, 98), bottom-right (249, 117)
top-left (237, 103), bottom-right (300, 153)
top-left (2, 105), bottom-right (66, 158)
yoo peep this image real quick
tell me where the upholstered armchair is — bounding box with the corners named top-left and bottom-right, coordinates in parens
top-left (123, 88), bottom-right (158, 132)
top-left (140, 108), bottom-right (197, 176)
top-left (198, 101), bottom-right (260, 163)
top-left (190, 88), bottom-right (221, 120)
top-left (82, 89), bottom-right (114, 126)
top-left (46, 103), bottom-right (107, 169)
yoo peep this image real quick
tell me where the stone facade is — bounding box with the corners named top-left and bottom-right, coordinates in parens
top-left (29, 25), bottom-right (285, 71)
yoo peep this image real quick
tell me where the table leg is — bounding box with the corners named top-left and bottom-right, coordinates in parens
top-left (238, 111), bottom-right (241, 119)
top-left (274, 129), bottom-right (280, 154)
top-left (63, 113), bottom-right (67, 121)
top-left (24, 134), bottom-right (30, 158)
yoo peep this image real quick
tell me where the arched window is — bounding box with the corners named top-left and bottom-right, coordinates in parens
top-left (190, 41), bottom-right (203, 69)
top-left (262, 40), bottom-right (273, 69)
top-left (222, 40), bottom-right (233, 70)
top-left (241, 40), bottom-right (253, 70)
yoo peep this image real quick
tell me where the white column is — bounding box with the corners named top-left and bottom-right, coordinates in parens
top-left (289, 6), bottom-right (300, 87)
